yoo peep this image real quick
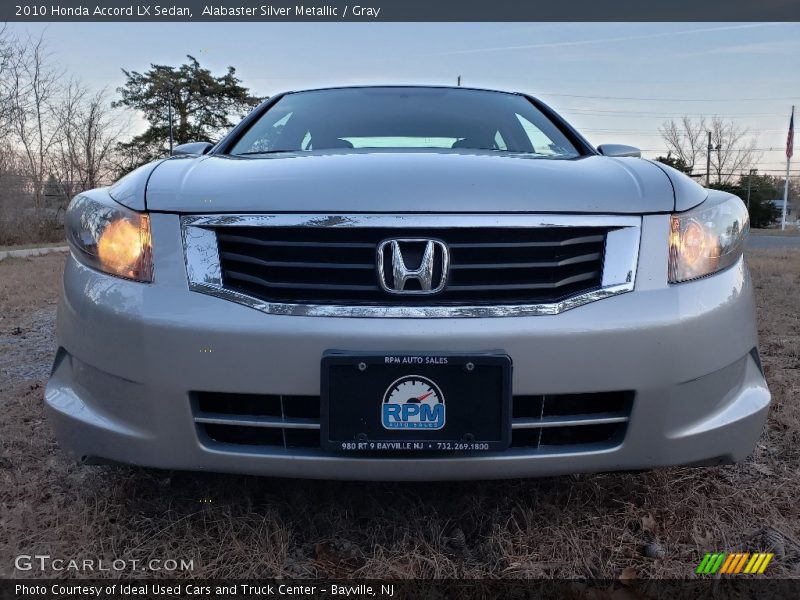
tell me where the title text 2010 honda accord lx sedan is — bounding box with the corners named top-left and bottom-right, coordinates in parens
top-left (45, 86), bottom-right (770, 480)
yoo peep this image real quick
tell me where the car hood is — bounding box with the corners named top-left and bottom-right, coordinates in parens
top-left (142, 150), bottom-right (693, 214)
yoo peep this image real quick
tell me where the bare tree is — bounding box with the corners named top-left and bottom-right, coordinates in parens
top-left (0, 29), bottom-right (127, 243)
top-left (0, 25), bottom-right (17, 142)
top-left (659, 116), bottom-right (707, 176)
top-left (709, 116), bottom-right (760, 184)
top-left (5, 34), bottom-right (63, 209)
top-left (52, 81), bottom-right (124, 201)
top-left (661, 116), bottom-right (760, 184)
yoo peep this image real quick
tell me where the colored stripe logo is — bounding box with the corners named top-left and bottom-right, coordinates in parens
top-left (696, 553), bottom-right (773, 575)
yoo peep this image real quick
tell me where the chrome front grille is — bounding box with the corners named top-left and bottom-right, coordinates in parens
top-left (192, 391), bottom-right (633, 452)
top-left (215, 226), bottom-right (606, 305)
top-left (181, 214), bottom-right (641, 318)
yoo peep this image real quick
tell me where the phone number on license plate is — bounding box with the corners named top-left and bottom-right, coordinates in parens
top-left (340, 441), bottom-right (491, 451)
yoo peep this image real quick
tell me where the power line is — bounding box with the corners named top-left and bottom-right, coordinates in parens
top-left (639, 148), bottom-right (786, 152)
top-left (622, 148), bottom-right (794, 152)
top-left (560, 109), bottom-right (789, 117)
top-left (537, 92), bottom-right (799, 103)
top-left (580, 130), bottom-right (787, 135)
top-left (562, 112), bottom-right (788, 121)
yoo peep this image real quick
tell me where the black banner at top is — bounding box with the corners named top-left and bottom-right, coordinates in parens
top-left (3, 0), bottom-right (800, 22)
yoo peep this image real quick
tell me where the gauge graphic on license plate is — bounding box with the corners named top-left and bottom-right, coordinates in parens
top-left (381, 375), bottom-right (446, 430)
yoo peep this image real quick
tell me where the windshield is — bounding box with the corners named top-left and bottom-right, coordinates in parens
top-left (228, 87), bottom-right (581, 158)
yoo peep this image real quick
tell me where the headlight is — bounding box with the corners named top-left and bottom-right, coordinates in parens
top-left (65, 194), bottom-right (153, 282)
top-left (668, 194), bottom-right (748, 283)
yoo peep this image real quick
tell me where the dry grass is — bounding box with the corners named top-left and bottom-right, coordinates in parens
top-left (0, 251), bottom-right (798, 580)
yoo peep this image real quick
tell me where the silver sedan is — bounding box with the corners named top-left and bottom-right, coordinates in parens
top-left (45, 86), bottom-right (770, 480)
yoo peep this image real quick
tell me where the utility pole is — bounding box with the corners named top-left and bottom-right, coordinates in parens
top-left (746, 168), bottom-right (757, 209)
top-left (706, 131), bottom-right (712, 187)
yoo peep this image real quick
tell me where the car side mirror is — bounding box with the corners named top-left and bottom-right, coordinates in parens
top-left (597, 144), bottom-right (641, 158)
top-left (172, 141), bottom-right (214, 156)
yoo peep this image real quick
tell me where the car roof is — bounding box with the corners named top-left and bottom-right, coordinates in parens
top-left (280, 84), bottom-right (531, 98)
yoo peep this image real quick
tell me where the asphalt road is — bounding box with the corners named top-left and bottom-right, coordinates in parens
top-left (749, 235), bottom-right (800, 249)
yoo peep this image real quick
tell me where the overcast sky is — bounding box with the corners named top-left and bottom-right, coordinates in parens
top-left (12, 22), bottom-right (800, 174)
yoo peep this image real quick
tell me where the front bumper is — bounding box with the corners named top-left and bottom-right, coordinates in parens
top-left (44, 214), bottom-right (771, 480)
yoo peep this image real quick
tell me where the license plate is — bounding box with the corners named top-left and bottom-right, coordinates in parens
top-left (321, 351), bottom-right (512, 453)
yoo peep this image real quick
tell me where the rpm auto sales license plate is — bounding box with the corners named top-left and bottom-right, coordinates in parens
top-left (321, 351), bottom-right (512, 453)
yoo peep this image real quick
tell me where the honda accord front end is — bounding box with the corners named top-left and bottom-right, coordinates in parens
top-left (45, 86), bottom-right (770, 480)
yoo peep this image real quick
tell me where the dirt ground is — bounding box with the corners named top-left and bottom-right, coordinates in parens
top-left (1, 251), bottom-right (798, 579)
